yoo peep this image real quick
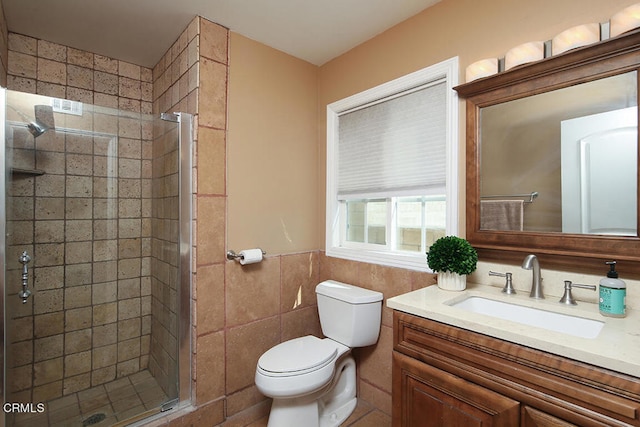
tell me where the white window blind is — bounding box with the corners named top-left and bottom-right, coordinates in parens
top-left (337, 80), bottom-right (446, 199)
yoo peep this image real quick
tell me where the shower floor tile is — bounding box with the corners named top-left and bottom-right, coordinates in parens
top-left (10, 370), bottom-right (169, 427)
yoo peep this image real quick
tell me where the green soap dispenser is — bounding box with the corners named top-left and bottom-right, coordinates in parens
top-left (599, 261), bottom-right (626, 318)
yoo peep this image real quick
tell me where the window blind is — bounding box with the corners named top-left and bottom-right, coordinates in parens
top-left (337, 80), bottom-right (446, 199)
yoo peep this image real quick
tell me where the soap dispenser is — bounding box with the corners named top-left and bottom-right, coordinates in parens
top-left (599, 261), bottom-right (626, 318)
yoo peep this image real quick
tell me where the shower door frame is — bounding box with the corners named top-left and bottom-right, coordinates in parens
top-left (0, 89), bottom-right (194, 426)
top-left (0, 87), bottom-right (6, 427)
top-left (176, 111), bottom-right (193, 408)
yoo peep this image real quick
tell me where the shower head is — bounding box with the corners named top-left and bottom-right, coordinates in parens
top-left (7, 103), bottom-right (55, 138)
top-left (27, 120), bottom-right (49, 137)
top-left (30, 105), bottom-right (55, 137)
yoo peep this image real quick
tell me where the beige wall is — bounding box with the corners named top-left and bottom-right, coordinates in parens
top-left (317, 0), bottom-right (639, 241)
top-left (218, 0), bottom-right (640, 257)
top-left (227, 33), bottom-right (319, 254)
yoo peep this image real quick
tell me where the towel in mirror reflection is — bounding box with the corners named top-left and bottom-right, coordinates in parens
top-left (480, 200), bottom-right (524, 231)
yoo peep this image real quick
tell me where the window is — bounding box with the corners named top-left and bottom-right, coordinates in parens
top-left (326, 57), bottom-right (459, 271)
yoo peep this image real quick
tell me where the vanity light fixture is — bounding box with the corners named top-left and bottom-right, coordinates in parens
top-left (552, 23), bottom-right (600, 55)
top-left (465, 58), bottom-right (498, 83)
top-left (466, 6), bottom-right (637, 81)
top-left (610, 2), bottom-right (640, 38)
top-left (504, 41), bottom-right (545, 71)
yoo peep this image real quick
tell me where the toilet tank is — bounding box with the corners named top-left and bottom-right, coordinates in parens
top-left (315, 280), bottom-right (383, 347)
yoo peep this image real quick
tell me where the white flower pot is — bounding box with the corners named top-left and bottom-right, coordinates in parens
top-left (437, 271), bottom-right (467, 291)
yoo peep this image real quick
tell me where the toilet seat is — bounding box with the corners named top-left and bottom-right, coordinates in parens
top-left (255, 336), bottom-right (350, 399)
top-left (258, 336), bottom-right (338, 377)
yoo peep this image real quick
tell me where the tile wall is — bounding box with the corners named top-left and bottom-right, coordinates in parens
top-left (0, 3), bottom-right (6, 87)
top-left (149, 15), bottom-right (227, 424)
top-left (4, 33), bottom-right (156, 403)
top-left (148, 11), bottom-right (201, 405)
top-left (148, 18), bottom-right (332, 426)
top-left (7, 35), bottom-right (153, 113)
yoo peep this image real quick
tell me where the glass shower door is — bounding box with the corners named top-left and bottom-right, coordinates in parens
top-left (2, 89), bottom-right (189, 427)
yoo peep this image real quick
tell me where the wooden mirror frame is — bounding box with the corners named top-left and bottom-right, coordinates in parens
top-left (455, 29), bottom-right (640, 277)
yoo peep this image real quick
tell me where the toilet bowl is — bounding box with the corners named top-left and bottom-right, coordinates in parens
top-left (255, 280), bottom-right (383, 427)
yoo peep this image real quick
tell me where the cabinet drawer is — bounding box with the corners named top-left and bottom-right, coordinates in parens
top-left (522, 406), bottom-right (577, 427)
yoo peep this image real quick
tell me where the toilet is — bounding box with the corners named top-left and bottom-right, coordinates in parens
top-left (255, 280), bottom-right (383, 427)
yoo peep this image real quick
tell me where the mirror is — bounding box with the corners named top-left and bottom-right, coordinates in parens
top-left (480, 72), bottom-right (637, 234)
top-left (455, 29), bottom-right (640, 275)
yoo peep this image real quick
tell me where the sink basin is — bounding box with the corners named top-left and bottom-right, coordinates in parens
top-left (449, 296), bottom-right (604, 339)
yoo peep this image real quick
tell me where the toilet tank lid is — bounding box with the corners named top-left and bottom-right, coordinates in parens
top-left (316, 280), bottom-right (383, 304)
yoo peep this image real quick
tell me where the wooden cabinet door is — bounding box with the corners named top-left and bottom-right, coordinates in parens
top-left (393, 352), bottom-right (520, 427)
top-left (522, 407), bottom-right (577, 427)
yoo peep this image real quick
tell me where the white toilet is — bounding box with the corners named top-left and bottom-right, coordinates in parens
top-left (255, 280), bottom-right (383, 427)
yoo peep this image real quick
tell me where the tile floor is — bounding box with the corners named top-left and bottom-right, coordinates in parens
top-left (9, 370), bottom-right (169, 427)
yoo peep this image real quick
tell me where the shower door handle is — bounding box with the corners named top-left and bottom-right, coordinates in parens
top-left (18, 251), bottom-right (32, 303)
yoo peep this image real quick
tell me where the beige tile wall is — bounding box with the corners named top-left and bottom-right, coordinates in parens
top-left (150, 15), bottom-right (229, 424)
top-left (149, 18), bottom-right (328, 426)
top-left (5, 34), bottom-right (155, 403)
top-left (0, 2), bottom-right (7, 87)
top-left (149, 13), bottom-right (200, 406)
top-left (7, 35), bottom-right (152, 113)
top-left (149, 248), bottom-right (435, 427)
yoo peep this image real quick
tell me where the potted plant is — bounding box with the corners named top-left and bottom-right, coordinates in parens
top-left (426, 235), bottom-right (478, 291)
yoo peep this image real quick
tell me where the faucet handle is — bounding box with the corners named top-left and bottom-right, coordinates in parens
top-left (489, 271), bottom-right (516, 295)
top-left (559, 280), bottom-right (596, 305)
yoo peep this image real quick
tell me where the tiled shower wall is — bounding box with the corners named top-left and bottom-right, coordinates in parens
top-left (150, 16), bottom-right (201, 402)
top-left (5, 33), bottom-right (158, 402)
top-left (0, 4), bottom-right (7, 87)
top-left (7, 34), bottom-right (153, 112)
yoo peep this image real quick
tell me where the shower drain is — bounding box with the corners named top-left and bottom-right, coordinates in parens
top-left (82, 413), bottom-right (106, 426)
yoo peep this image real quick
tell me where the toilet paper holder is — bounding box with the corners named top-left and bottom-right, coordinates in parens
top-left (226, 249), bottom-right (266, 262)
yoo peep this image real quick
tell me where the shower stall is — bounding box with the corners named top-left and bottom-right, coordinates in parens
top-left (0, 89), bottom-right (192, 426)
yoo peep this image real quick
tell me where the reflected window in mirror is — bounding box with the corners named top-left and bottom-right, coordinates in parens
top-left (480, 71), bottom-right (637, 235)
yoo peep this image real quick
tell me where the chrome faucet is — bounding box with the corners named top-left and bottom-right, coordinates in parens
top-left (521, 254), bottom-right (544, 299)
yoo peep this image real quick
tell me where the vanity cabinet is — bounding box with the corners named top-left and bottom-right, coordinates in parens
top-left (392, 311), bottom-right (640, 426)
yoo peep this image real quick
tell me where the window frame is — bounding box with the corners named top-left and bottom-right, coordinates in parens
top-left (325, 57), bottom-right (459, 272)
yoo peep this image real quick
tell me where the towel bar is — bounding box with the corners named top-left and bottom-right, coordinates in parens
top-left (481, 191), bottom-right (538, 203)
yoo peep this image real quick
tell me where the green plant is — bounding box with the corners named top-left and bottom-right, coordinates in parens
top-left (426, 236), bottom-right (478, 275)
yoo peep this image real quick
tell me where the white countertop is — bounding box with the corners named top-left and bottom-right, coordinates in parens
top-left (387, 283), bottom-right (640, 378)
